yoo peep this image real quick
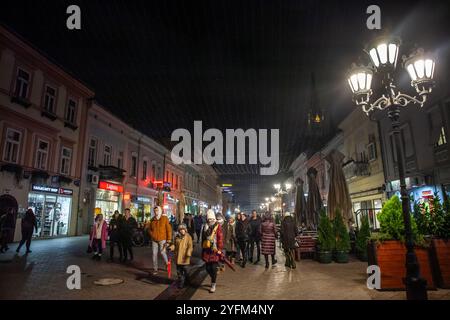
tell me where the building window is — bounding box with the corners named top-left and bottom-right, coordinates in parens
top-left (131, 155), bottom-right (137, 177)
top-left (14, 68), bottom-right (30, 99)
top-left (88, 138), bottom-right (97, 167)
top-left (35, 139), bottom-right (49, 170)
top-left (103, 145), bottom-right (111, 166)
top-left (43, 85), bottom-right (57, 114)
top-left (142, 160), bottom-right (148, 180)
top-left (166, 170), bottom-right (169, 181)
top-left (65, 98), bottom-right (77, 124)
top-left (172, 173), bottom-right (175, 187)
top-left (367, 142), bottom-right (377, 161)
top-left (437, 126), bottom-right (447, 146)
top-left (174, 174), bottom-right (178, 189)
top-left (157, 165), bottom-right (162, 180)
top-left (3, 128), bottom-right (22, 163)
top-left (60, 147), bottom-right (72, 175)
top-left (178, 176), bottom-right (182, 190)
top-left (117, 151), bottom-right (123, 169)
top-left (151, 163), bottom-right (156, 180)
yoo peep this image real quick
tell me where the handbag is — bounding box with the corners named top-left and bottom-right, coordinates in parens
top-left (202, 225), bottom-right (218, 249)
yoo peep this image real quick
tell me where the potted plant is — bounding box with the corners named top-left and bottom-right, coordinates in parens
top-left (426, 194), bottom-right (450, 288)
top-left (369, 195), bottom-right (435, 290)
top-left (317, 210), bottom-right (334, 263)
top-left (333, 210), bottom-right (351, 263)
top-left (355, 214), bottom-right (370, 262)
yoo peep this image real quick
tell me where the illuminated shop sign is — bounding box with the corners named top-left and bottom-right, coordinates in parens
top-left (98, 181), bottom-right (124, 193)
top-left (31, 184), bottom-right (73, 196)
top-left (133, 196), bottom-right (152, 203)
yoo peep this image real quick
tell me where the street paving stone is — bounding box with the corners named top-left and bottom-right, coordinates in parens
top-left (191, 251), bottom-right (450, 300)
top-left (1, 236), bottom-right (449, 300)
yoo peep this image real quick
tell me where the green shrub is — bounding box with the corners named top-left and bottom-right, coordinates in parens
top-left (355, 214), bottom-right (370, 254)
top-left (333, 209), bottom-right (351, 252)
top-left (375, 195), bottom-right (425, 246)
top-left (318, 210), bottom-right (334, 252)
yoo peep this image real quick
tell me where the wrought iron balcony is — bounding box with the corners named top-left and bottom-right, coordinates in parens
top-left (343, 160), bottom-right (370, 180)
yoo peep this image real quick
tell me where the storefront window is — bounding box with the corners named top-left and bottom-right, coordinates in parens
top-left (28, 193), bottom-right (71, 238)
top-left (95, 189), bottom-right (120, 221)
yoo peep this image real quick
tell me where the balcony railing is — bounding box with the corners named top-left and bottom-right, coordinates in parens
top-left (343, 160), bottom-right (370, 180)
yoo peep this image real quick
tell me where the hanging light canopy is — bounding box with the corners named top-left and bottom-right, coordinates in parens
top-left (366, 36), bottom-right (401, 70)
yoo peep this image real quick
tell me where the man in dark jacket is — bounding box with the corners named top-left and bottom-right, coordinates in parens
top-left (122, 208), bottom-right (138, 262)
top-left (193, 214), bottom-right (204, 244)
top-left (235, 212), bottom-right (251, 268)
top-left (281, 212), bottom-right (298, 269)
top-left (248, 210), bottom-right (262, 264)
top-left (0, 210), bottom-right (15, 253)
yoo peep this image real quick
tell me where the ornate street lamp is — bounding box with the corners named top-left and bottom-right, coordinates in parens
top-left (347, 35), bottom-right (436, 300)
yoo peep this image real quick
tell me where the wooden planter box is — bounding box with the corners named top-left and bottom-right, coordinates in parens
top-left (430, 239), bottom-right (450, 288)
top-left (370, 240), bottom-right (435, 290)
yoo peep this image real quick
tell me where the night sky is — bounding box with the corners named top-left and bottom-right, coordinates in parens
top-left (1, 0), bottom-right (449, 209)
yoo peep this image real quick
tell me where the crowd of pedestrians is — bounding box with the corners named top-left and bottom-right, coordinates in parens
top-left (1, 202), bottom-right (298, 295)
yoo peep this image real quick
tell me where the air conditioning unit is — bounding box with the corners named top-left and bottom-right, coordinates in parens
top-left (88, 174), bottom-right (99, 185)
top-left (91, 174), bottom-right (99, 185)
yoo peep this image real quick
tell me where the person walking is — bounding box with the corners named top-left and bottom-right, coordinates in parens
top-left (16, 209), bottom-right (37, 254)
top-left (235, 211), bottom-right (251, 268)
top-left (89, 213), bottom-right (108, 260)
top-left (108, 210), bottom-right (123, 262)
top-left (201, 209), bottom-right (223, 293)
top-left (168, 223), bottom-right (193, 289)
top-left (0, 210), bottom-right (15, 253)
top-left (193, 213), bottom-right (203, 244)
top-left (223, 214), bottom-right (237, 265)
top-left (280, 212), bottom-right (298, 269)
top-left (122, 208), bottom-right (137, 262)
top-left (261, 212), bottom-right (278, 269)
top-left (149, 206), bottom-right (172, 275)
top-left (248, 210), bottom-right (262, 264)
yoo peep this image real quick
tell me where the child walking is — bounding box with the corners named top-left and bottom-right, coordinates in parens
top-left (169, 223), bottom-right (193, 289)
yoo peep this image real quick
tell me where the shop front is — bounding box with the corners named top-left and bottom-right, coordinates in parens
top-left (184, 196), bottom-right (199, 215)
top-left (388, 178), bottom-right (443, 213)
top-left (163, 193), bottom-right (178, 221)
top-left (130, 195), bottom-right (153, 222)
top-left (28, 184), bottom-right (73, 238)
top-left (95, 181), bottom-right (123, 221)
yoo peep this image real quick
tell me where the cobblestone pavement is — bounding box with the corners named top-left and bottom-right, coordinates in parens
top-left (1, 237), bottom-right (449, 300)
top-left (0, 236), bottom-right (197, 300)
top-left (191, 249), bottom-right (450, 300)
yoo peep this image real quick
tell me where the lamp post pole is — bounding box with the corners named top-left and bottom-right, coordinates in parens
top-left (347, 36), bottom-right (436, 300)
top-left (388, 104), bottom-right (428, 300)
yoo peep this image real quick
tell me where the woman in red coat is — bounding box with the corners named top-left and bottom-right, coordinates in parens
top-left (261, 212), bottom-right (277, 268)
top-left (201, 209), bottom-right (223, 293)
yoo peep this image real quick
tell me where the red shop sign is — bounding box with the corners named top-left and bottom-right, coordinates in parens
top-left (98, 181), bottom-right (123, 193)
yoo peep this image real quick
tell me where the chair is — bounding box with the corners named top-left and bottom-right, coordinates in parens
top-left (294, 235), bottom-right (317, 261)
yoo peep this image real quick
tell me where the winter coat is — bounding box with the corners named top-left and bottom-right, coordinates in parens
top-left (169, 233), bottom-right (193, 265)
top-left (261, 220), bottom-right (277, 255)
top-left (223, 221), bottom-right (237, 253)
top-left (108, 217), bottom-right (121, 242)
top-left (0, 212), bottom-right (15, 231)
top-left (201, 223), bottom-right (223, 263)
top-left (249, 217), bottom-right (262, 241)
top-left (280, 216), bottom-right (297, 250)
top-left (194, 215), bottom-right (204, 231)
top-left (21, 213), bottom-right (37, 233)
top-left (149, 215), bottom-right (172, 242)
top-left (89, 220), bottom-right (108, 249)
top-left (235, 219), bottom-right (251, 242)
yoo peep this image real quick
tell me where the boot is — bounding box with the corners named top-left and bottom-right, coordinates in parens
top-left (272, 255), bottom-right (277, 265)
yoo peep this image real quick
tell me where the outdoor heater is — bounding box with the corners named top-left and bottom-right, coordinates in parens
top-left (347, 35), bottom-right (436, 300)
